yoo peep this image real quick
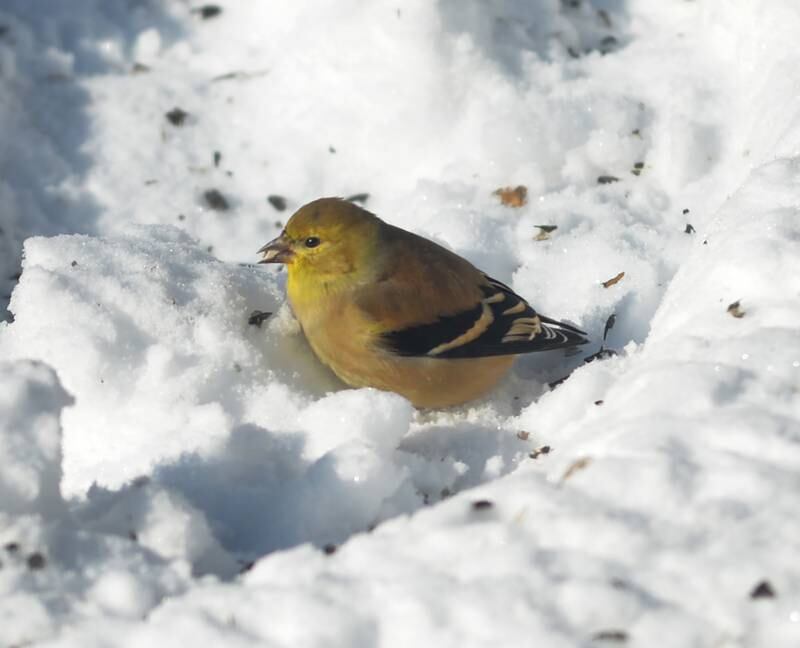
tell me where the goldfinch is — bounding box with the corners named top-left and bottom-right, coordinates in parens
top-left (258, 198), bottom-right (587, 408)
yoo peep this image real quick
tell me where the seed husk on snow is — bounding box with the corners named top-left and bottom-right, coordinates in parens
top-left (346, 193), bottom-right (370, 204)
top-left (750, 580), bottom-right (776, 599)
top-left (268, 195), bottom-right (287, 211)
top-left (599, 36), bottom-right (618, 54)
top-left (583, 314), bottom-right (618, 363)
top-left (727, 300), bottom-right (746, 318)
top-left (584, 348), bottom-right (618, 363)
top-left (203, 189), bottom-right (230, 211)
top-left (165, 107), bottom-right (190, 126)
top-left (529, 445), bottom-right (551, 459)
top-left (247, 310), bottom-right (272, 328)
top-left (26, 552), bottom-right (46, 570)
top-left (592, 629), bottom-right (628, 642)
top-left (192, 5), bottom-right (223, 20)
top-left (604, 315), bottom-right (616, 340)
top-left (534, 225), bottom-right (558, 241)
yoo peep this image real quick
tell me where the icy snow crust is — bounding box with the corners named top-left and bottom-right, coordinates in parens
top-left (1, 1), bottom-right (799, 646)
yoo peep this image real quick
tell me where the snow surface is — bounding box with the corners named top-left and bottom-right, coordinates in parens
top-left (1, 1), bottom-right (799, 646)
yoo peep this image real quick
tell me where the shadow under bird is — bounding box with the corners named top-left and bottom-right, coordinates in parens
top-left (258, 198), bottom-right (588, 408)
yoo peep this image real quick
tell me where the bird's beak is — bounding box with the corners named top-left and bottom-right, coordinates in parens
top-left (257, 233), bottom-right (294, 264)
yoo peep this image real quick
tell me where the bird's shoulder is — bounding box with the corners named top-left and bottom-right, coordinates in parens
top-left (354, 224), bottom-right (487, 331)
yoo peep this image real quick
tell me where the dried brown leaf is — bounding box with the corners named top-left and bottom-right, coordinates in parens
top-left (561, 456), bottom-right (591, 481)
top-left (493, 185), bottom-right (528, 208)
top-left (602, 271), bottom-right (625, 288)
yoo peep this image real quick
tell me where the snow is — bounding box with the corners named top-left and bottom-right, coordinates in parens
top-left (1, 1), bottom-right (799, 646)
top-left (0, 361), bottom-right (69, 518)
top-left (0, 361), bottom-right (189, 646)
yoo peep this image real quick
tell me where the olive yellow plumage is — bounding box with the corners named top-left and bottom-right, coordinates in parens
top-left (258, 198), bottom-right (587, 408)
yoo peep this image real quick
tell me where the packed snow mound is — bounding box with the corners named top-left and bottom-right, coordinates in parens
top-left (3, 225), bottom-right (288, 493)
top-left (0, 361), bottom-right (193, 647)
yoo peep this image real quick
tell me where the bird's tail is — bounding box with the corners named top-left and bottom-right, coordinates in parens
top-left (536, 315), bottom-right (590, 351)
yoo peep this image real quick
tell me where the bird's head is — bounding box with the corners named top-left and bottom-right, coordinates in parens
top-left (258, 198), bottom-right (382, 282)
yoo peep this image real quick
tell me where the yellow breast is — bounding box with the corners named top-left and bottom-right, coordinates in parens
top-left (286, 268), bottom-right (514, 408)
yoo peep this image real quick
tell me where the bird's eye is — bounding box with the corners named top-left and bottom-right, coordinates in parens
top-left (304, 237), bottom-right (321, 248)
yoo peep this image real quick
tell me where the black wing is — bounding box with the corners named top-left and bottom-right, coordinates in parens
top-left (381, 275), bottom-right (589, 359)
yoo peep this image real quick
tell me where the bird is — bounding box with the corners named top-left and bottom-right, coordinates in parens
top-left (258, 198), bottom-right (588, 408)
